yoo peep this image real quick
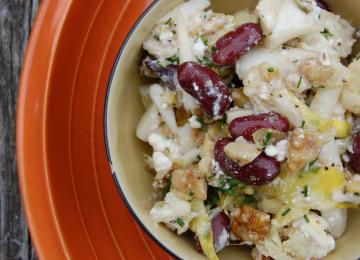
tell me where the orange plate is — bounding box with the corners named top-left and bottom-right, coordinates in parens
top-left (17, 1), bottom-right (172, 259)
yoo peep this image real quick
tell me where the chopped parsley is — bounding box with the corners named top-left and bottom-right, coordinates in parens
top-left (205, 187), bottom-right (220, 208)
top-left (292, 59), bottom-right (299, 64)
top-left (165, 18), bottom-right (173, 26)
top-left (211, 46), bottom-right (218, 53)
top-left (176, 217), bottom-right (185, 227)
top-left (355, 192), bottom-right (360, 196)
top-left (356, 52), bottom-right (360, 61)
top-left (302, 185), bottom-right (309, 197)
top-left (318, 85), bottom-right (326, 89)
top-left (162, 176), bottom-right (172, 196)
top-left (154, 35), bottom-right (160, 41)
top-left (195, 116), bottom-right (207, 129)
top-left (267, 67), bottom-right (275, 73)
top-left (282, 208), bottom-right (292, 216)
top-left (196, 155), bottom-right (202, 161)
top-left (301, 120), bottom-right (305, 128)
top-left (189, 191), bottom-right (195, 197)
top-left (196, 56), bottom-right (218, 69)
top-left (220, 178), bottom-right (245, 196)
top-left (309, 158), bottom-right (318, 167)
top-left (304, 214), bottom-right (310, 223)
top-left (324, 228), bottom-right (331, 235)
top-left (241, 194), bottom-right (255, 205)
top-left (166, 55), bottom-right (179, 64)
top-left (200, 36), bottom-right (209, 46)
top-left (263, 131), bottom-right (273, 147)
top-left (296, 75), bottom-right (303, 89)
top-left (321, 28), bottom-right (334, 39)
top-left (218, 114), bottom-right (227, 125)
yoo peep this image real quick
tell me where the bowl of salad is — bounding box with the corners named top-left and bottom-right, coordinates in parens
top-left (105, 0), bottom-right (360, 259)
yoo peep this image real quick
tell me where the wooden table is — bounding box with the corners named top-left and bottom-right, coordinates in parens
top-left (0, 0), bottom-right (40, 259)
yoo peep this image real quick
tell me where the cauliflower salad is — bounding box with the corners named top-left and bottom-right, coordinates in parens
top-left (136, 0), bottom-right (360, 259)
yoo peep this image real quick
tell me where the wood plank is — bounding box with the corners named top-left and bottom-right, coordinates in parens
top-left (0, 0), bottom-right (40, 259)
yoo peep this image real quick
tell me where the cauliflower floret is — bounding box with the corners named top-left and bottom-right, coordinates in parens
top-left (299, 10), bottom-right (356, 58)
top-left (282, 213), bottom-right (335, 259)
top-left (143, 23), bottom-right (178, 60)
top-left (257, 0), bottom-right (323, 48)
top-left (321, 208), bottom-right (347, 239)
top-left (150, 192), bottom-right (195, 234)
top-left (152, 152), bottom-right (172, 178)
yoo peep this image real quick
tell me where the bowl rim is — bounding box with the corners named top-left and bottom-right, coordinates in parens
top-left (103, 0), bottom-right (181, 259)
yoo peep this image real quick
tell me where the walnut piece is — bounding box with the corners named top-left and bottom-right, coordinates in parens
top-left (231, 205), bottom-right (270, 244)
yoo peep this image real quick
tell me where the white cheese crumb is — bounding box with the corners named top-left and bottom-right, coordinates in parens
top-left (153, 152), bottom-right (172, 176)
top-left (193, 37), bottom-right (207, 57)
top-left (148, 133), bottom-right (173, 153)
top-left (265, 140), bottom-right (288, 161)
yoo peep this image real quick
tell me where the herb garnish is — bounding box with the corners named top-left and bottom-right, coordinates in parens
top-left (282, 208), bottom-right (292, 216)
top-left (267, 67), bottom-right (275, 73)
top-left (304, 214), bottom-right (310, 223)
top-left (263, 131), bottom-right (273, 147)
top-left (176, 218), bottom-right (185, 227)
top-left (166, 55), bottom-right (179, 64)
top-left (162, 176), bottom-right (172, 196)
top-left (196, 56), bottom-right (218, 69)
top-left (302, 185), bottom-right (309, 197)
top-left (241, 194), bottom-right (255, 205)
top-left (321, 28), bottom-right (334, 39)
top-left (296, 75), bottom-right (303, 89)
top-left (301, 120), bottom-right (305, 128)
top-left (220, 178), bottom-right (244, 196)
top-left (165, 18), bottom-right (173, 26)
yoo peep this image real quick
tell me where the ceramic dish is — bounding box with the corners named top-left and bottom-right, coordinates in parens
top-left (17, 1), bottom-right (171, 259)
top-left (105, 0), bottom-right (360, 259)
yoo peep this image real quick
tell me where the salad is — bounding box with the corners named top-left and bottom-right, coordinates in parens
top-left (136, 0), bottom-right (360, 259)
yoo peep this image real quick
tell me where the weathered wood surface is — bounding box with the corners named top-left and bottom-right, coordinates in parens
top-left (0, 0), bottom-right (40, 259)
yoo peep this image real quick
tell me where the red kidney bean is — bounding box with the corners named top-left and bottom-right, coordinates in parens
top-left (349, 133), bottom-right (360, 173)
top-left (177, 61), bottom-right (231, 118)
top-left (213, 23), bottom-right (263, 66)
top-left (214, 138), bottom-right (280, 185)
top-left (315, 0), bottom-right (330, 11)
top-left (194, 211), bottom-right (230, 253)
top-left (228, 113), bottom-right (289, 142)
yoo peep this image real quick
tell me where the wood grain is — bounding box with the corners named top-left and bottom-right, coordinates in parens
top-left (0, 0), bottom-right (40, 259)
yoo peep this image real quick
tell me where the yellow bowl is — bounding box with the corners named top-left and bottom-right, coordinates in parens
top-left (105, 1), bottom-right (360, 258)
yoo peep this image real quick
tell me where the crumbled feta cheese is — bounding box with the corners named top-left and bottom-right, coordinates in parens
top-left (188, 115), bottom-right (202, 129)
top-left (321, 208), bottom-right (347, 238)
top-left (148, 133), bottom-right (173, 153)
top-left (265, 140), bottom-right (288, 161)
top-left (150, 192), bottom-right (195, 234)
top-left (192, 37), bottom-right (207, 57)
top-left (208, 159), bottom-right (227, 187)
top-left (153, 152), bottom-right (172, 176)
top-left (159, 30), bottom-right (174, 46)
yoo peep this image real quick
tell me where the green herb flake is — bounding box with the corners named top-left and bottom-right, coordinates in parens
top-left (301, 120), bottom-right (305, 128)
top-left (196, 56), bottom-right (218, 69)
top-left (309, 158), bottom-right (318, 167)
top-left (321, 28), bottom-right (334, 39)
top-left (166, 55), bottom-right (179, 64)
top-left (354, 192), bottom-right (360, 196)
top-left (263, 131), bottom-right (273, 147)
top-left (165, 18), bottom-right (173, 26)
top-left (154, 35), bottom-right (160, 41)
top-left (162, 176), bottom-right (172, 196)
top-left (189, 191), bottom-right (195, 197)
top-left (220, 178), bottom-right (245, 196)
top-left (218, 114), bottom-right (227, 125)
top-left (296, 75), bottom-right (303, 89)
top-left (211, 46), bottom-right (218, 53)
top-left (195, 116), bottom-right (207, 129)
top-left (324, 228), bottom-right (331, 235)
top-left (318, 85), bottom-right (326, 89)
top-left (304, 214), bottom-right (310, 223)
top-left (282, 208), bottom-right (292, 216)
top-left (241, 194), bottom-right (255, 205)
top-left (196, 155), bottom-right (202, 161)
top-left (292, 59), bottom-right (299, 64)
top-left (176, 218), bottom-right (185, 227)
top-left (356, 52), bottom-right (360, 61)
top-left (205, 187), bottom-right (220, 208)
top-left (302, 185), bottom-right (309, 197)
top-left (267, 67), bottom-right (275, 73)
top-left (200, 36), bottom-right (209, 46)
